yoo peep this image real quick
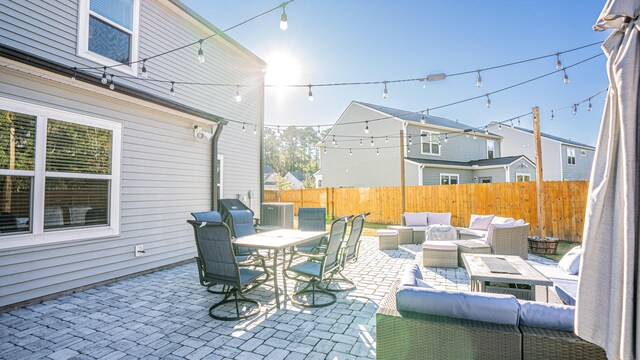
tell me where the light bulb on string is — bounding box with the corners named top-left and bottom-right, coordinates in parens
top-left (473, 133), bottom-right (477, 140)
top-left (551, 110), bottom-right (555, 121)
top-left (376, 148), bottom-right (379, 156)
top-left (308, 85), bottom-right (314, 102)
top-left (323, 147), bottom-right (326, 154)
top-left (407, 146), bottom-right (411, 154)
top-left (408, 135), bottom-right (412, 146)
top-left (359, 138), bottom-right (363, 146)
top-left (382, 81), bottom-right (388, 99)
top-left (498, 123), bottom-right (502, 130)
top-left (349, 148), bottom-right (352, 156)
top-left (573, 104), bottom-right (578, 115)
top-left (364, 121), bottom-right (369, 134)
top-left (444, 134), bottom-right (448, 142)
top-left (587, 98), bottom-right (592, 111)
top-left (332, 135), bottom-right (336, 146)
top-left (279, 5), bottom-right (288, 31)
top-left (235, 86), bottom-right (242, 102)
top-left (109, 75), bottom-right (115, 90)
top-left (385, 136), bottom-right (388, 143)
top-left (169, 81), bottom-right (175, 96)
top-left (253, 124), bottom-right (257, 135)
top-left (197, 40), bottom-right (205, 64)
top-left (420, 113), bottom-right (426, 124)
top-left (563, 69), bottom-right (570, 84)
top-left (555, 53), bottom-right (562, 70)
top-left (485, 95), bottom-right (492, 108)
top-left (101, 67), bottom-right (108, 84)
top-left (141, 59), bottom-right (148, 78)
top-left (510, 119), bottom-right (514, 127)
top-left (466, 133), bottom-right (470, 138)
top-left (476, 70), bottom-right (483, 87)
top-left (242, 123), bottom-right (246, 132)
top-left (70, 67), bottom-right (77, 81)
top-left (517, 117), bottom-right (521, 126)
top-left (370, 137), bottom-right (374, 146)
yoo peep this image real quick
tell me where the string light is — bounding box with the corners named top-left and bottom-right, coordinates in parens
top-left (587, 98), bottom-right (592, 111)
top-left (70, 67), bottom-right (77, 81)
top-left (101, 67), bottom-right (108, 84)
top-left (109, 75), bottom-right (115, 90)
top-left (349, 148), bottom-right (352, 156)
top-left (408, 135), bottom-right (412, 146)
top-left (359, 138), bottom-right (363, 146)
top-left (308, 85), bottom-right (314, 102)
top-left (476, 70), bottom-right (483, 87)
top-left (444, 134), bottom-right (448, 142)
top-left (466, 133), bottom-right (470, 138)
top-left (473, 133), bottom-right (477, 139)
top-left (280, 4), bottom-right (288, 31)
top-left (385, 136), bottom-right (388, 143)
top-left (323, 147), bottom-right (326, 154)
top-left (551, 110), bottom-right (554, 121)
top-left (169, 81), bottom-right (175, 96)
top-left (141, 59), bottom-right (148, 78)
top-left (498, 123), bottom-right (502, 130)
top-left (510, 119), bottom-right (514, 127)
top-left (407, 145), bottom-right (411, 153)
top-left (242, 122), bottom-right (246, 132)
top-left (365, 121), bottom-right (369, 134)
top-left (253, 124), bottom-right (257, 135)
top-left (370, 137), bottom-right (374, 146)
top-left (332, 135), bottom-right (336, 146)
top-left (485, 95), bottom-right (491, 108)
top-left (563, 69), bottom-right (570, 84)
top-left (197, 40), bottom-right (205, 64)
top-left (572, 104), bottom-right (578, 115)
top-left (555, 53), bottom-right (563, 70)
top-left (376, 148), bottom-right (379, 156)
top-left (420, 114), bottom-right (426, 124)
top-left (382, 81), bottom-right (388, 99)
top-left (235, 86), bottom-right (242, 102)
top-left (517, 117), bottom-right (521, 125)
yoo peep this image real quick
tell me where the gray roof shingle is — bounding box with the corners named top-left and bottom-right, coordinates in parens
top-left (513, 126), bottom-right (595, 149)
top-left (406, 155), bottom-right (532, 167)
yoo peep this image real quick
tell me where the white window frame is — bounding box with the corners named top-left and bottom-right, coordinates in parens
top-left (516, 173), bottom-right (531, 182)
top-left (0, 97), bottom-right (122, 250)
top-left (567, 147), bottom-right (576, 166)
top-left (487, 139), bottom-right (495, 159)
top-left (421, 130), bottom-right (441, 156)
top-left (439, 173), bottom-right (459, 185)
top-left (77, 0), bottom-right (140, 76)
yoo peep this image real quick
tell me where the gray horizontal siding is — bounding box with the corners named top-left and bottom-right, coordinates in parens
top-left (405, 124), bottom-right (501, 162)
top-left (509, 158), bottom-right (536, 182)
top-left (561, 144), bottom-right (594, 181)
top-left (422, 167), bottom-right (473, 185)
top-left (472, 167), bottom-right (506, 183)
top-left (0, 60), bottom-right (259, 306)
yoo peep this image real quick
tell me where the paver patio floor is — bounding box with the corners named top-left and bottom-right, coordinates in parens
top-left (0, 237), bottom-right (559, 360)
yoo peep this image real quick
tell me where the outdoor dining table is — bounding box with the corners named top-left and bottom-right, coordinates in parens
top-left (233, 229), bottom-right (328, 309)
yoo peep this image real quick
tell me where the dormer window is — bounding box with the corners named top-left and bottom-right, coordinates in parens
top-left (77, 0), bottom-right (140, 76)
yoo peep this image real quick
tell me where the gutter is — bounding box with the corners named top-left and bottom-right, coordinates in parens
top-left (211, 123), bottom-right (224, 211)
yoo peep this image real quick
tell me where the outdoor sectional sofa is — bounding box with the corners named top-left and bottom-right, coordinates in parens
top-left (376, 265), bottom-right (606, 360)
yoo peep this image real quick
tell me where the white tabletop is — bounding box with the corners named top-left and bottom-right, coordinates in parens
top-left (233, 229), bottom-right (328, 250)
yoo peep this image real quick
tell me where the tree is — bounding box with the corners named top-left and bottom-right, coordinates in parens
top-left (263, 126), bottom-right (325, 178)
top-left (275, 173), bottom-right (293, 190)
top-left (303, 173), bottom-right (315, 189)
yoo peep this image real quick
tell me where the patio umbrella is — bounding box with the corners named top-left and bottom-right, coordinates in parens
top-left (575, 1), bottom-right (640, 359)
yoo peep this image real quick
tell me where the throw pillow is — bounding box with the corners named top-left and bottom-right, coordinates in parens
top-left (404, 212), bottom-right (428, 227)
top-left (427, 212), bottom-right (451, 226)
top-left (469, 214), bottom-right (495, 230)
top-left (491, 216), bottom-right (515, 225)
top-left (558, 246), bottom-right (582, 275)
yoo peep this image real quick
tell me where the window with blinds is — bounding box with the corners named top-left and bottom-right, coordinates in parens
top-left (1, 98), bottom-right (122, 241)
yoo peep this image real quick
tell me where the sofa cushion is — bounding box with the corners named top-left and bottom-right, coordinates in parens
top-left (415, 278), bottom-right (433, 288)
top-left (558, 246), bottom-right (582, 275)
top-left (423, 241), bottom-right (457, 251)
top-left (469, 215), bottom-right (495, 230)
top-left (551, 277), bottom-right (578, 306)
top-left (399, 264), bottom-right (423, 287)
top-left (491, 216), bottom-right (515, 225)
top-left (518, 300), bottom-right (575, 332)
top-left (405, 212), bottom-right (428, 227)
top-left (427, 212), bottom-right (451, 226)
top-left (458, 228), bottom-right (487, 239)
top-left (396, 286), bottom-right (520, 326)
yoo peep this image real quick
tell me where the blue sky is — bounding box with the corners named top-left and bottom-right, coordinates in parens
top-left (183, 1), bottom-right (609, 146)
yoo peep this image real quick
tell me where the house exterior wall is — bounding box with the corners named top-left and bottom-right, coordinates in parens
top-left (404, 162), bottom-right (420, 186)
top-left (316, 103), bottom-right (403, 188)
top-left (472, 167), bottom-right (507, 183)
top-left (405, 124), bottom-right (501, 162)
top-left (0, 0), bottom-right (263, 306)
top-left (421, 167), bottom-right (474, 185)
top-left (487, 125), bottom-right (565, 181)
top-left (561, 144), bottom-right (594, 181)
top-left (508, 158), bottom-right (537, 182)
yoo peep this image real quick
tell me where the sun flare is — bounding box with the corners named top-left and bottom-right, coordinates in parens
top-left (265, 52), bottom-right (301, 87)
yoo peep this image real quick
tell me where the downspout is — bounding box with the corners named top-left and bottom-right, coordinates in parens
top-left (211, 122), bottom-right (226, 211)
top-left (504, 165), bottom-right (510, 182)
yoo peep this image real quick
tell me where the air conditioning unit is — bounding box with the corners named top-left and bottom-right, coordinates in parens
top-left (261, 202), bottom-right (294, 229)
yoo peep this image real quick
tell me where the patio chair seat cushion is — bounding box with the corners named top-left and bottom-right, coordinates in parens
top-left (239, 268), bottom-right (264, 286)
top-left (558, 246), bottom-right (582, 275)
top-left (458, 228), bottom-right (487, 238)
top-left (469, 214), bottom-right (495, 230)
top-left (518, 300), bottom-right (575, 332)
top-left (551, 277), bottom-right (578, 306)
top-left (289, 261), bottom-right (322, 277)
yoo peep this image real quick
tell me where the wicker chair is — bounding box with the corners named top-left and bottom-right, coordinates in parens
top-left (487, 224), bottom-right (530, 259)
top-left (377, 281), bottom-right (522, 360)
top-left (324, 212), bottom-right (370, 292)
top-left (520, 326), bottom-right (607, 360)
top-left (187, 217), bottom-right (268, 320)
top-left (286, 216), bottom-right (349, 307)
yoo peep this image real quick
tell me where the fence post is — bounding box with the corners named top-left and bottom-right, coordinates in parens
top-left (300, 188), bottom-right (304, 209)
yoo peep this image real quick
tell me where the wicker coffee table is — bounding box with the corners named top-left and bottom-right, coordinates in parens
top-left (462, 254), bottom-right (553, 301)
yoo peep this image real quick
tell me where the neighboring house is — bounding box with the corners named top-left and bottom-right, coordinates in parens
top-left (486, 124), bottom-right (595, 181)
top-left (315, 101), bottom-right (536, 188)
top-left (263, 171), bottom-right (308, 190)
top-left (264, 172), bottom-right (279, 190)
top-left (0, 0), bottom-right (264, 308)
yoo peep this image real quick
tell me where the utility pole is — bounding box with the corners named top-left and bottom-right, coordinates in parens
top-left (532, 106), bottom-right (546, 237)
top-left (400, 130), bottom-right (406, 218)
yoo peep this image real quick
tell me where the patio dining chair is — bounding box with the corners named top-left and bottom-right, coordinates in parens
top-left (187, 218), bottom-right (268, 321)
top-left (285, 216), bottom-right (350, 308)
top-left (324, 212), bottom-right (370, 292)
top-left (191, 211), bottom-right (269, 294)
top-left (296, 207), bottom-right (328, 252)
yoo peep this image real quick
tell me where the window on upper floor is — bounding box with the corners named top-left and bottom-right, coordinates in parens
top-left (77, 0), bottom-right (140, 76)
top-left (421, 130), bottom-right (440, 155)
top-left (487, 139), bottom-right (495, 159)
top-left (1, 97), bottom-right (122, 246)
top-left (567, 148), bottom-right (576, 165)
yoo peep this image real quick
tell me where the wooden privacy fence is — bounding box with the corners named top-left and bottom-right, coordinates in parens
top-left (264, 181), bottom-right (590, 242)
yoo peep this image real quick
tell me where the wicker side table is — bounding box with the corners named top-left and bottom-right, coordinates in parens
top-left (387, 225), bottom-right (413, 244)
top-left (453, 240), bottom-right (492, 268)
top-left (423, 241), bottom-right (458, 268)
top-left (378, 229), bottom-right (399, 250)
